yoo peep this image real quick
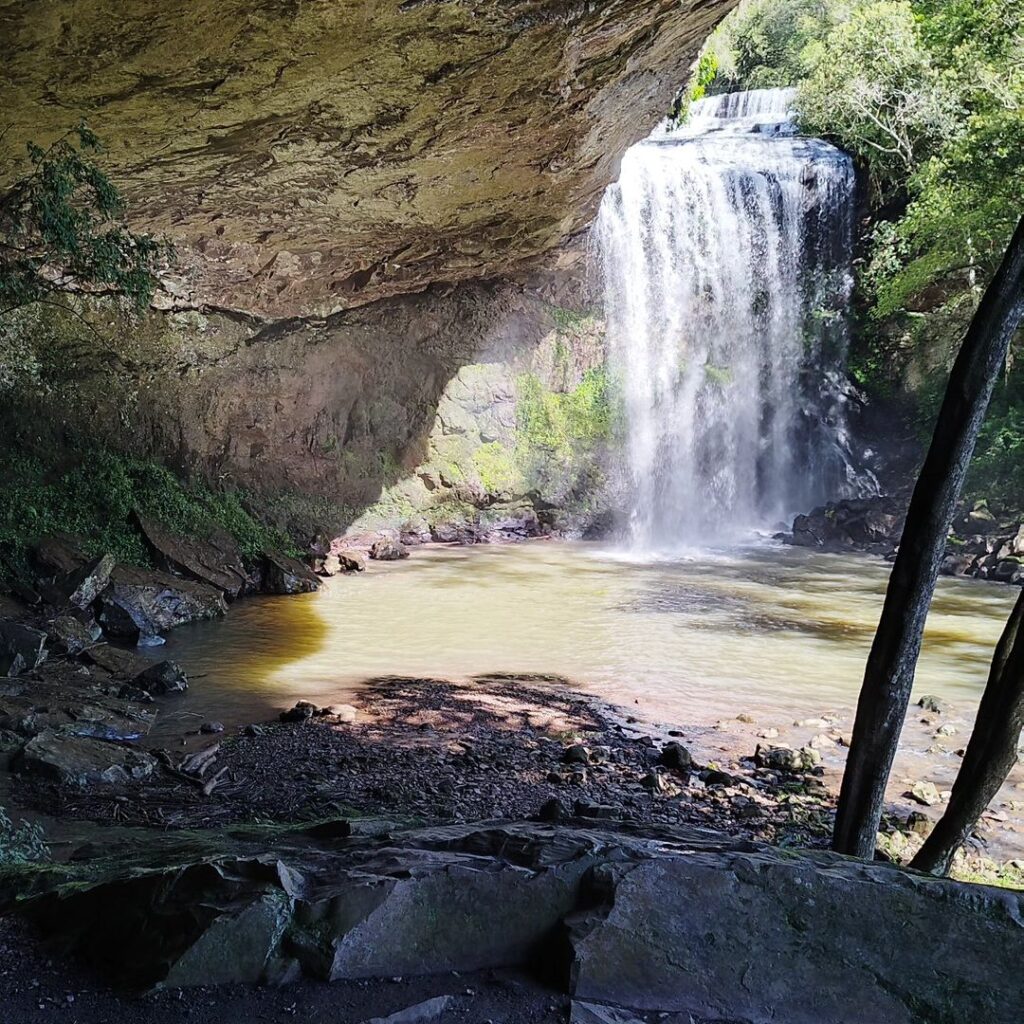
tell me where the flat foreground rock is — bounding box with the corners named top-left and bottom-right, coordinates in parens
top-left (13, 821), bottom-right (1023, 1022)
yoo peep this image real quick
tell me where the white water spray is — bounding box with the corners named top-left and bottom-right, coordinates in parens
top-left (597, 87), bottom-right (866, 553)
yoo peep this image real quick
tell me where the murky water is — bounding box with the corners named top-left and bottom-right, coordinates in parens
top-left (152, 541), bottom-right (1018, 739)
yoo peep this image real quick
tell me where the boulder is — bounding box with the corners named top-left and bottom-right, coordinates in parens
top-left (0, 620), bottom-right (48, 677)
top-left (754, 743), bottom-right (820, 773)
top-left (399, 517), bottom-right (432, 546)
top-left (656, 741), bottom-right (692, 772)
top-left (261, 550), bottom-right (321, 595)
top-left (369, 536), bottom-right (410, 561)
top-left (47, 614), bottom-right (95, 656)
top-left (17, 731), bottom-right (158, 786)
top-left (83, 643), bottom-right (153, 680)
top-left (137, 515), bottom-right (253, 598)
top-left (321, 549), bottom-right (366, 575)
top-left (18, 821), bottom-right (1024, 1023)
top-left (33, 533), bottom-right (89, 575)
top-left (99, 565), bottom-right (227, 639)
top-left (50, 553), bottom-right (116, 610)
top-left (135, 660), bottom-right (188, 695)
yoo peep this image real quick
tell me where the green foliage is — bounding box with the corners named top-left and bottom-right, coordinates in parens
top-left (0, 123), bottom-right (170, 318)
top-left (515, 367), bottom-right (620, 456)
top-left (0, 448), bottom-right (292, 585)
top-left (689, 51), bottom-right (720, 103)
top-left (471, 441), bottom-right (520, 494)
top-left (0, 806), bottom-right (49, 866)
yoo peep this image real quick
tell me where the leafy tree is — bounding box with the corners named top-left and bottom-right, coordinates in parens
top-left (0, 123), bottom-right (169, 320)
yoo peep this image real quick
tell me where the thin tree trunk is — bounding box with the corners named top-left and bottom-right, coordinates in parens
top-left (833, 217), bottom-right (1024, 859)
top-left (911, 589), bottom-right (1024, 875)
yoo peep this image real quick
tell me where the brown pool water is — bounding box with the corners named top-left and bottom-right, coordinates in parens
top-left (152, 540), bottom-right (1018, 739)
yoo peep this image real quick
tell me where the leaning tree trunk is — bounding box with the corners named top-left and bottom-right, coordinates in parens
top-left (833, 217), bottom-right (1024, 859)
top-left (910, 589), bottom-right (1024, 875)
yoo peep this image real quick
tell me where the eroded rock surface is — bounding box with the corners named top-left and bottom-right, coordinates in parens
top-left (14, 821), bottom-right (1023, 1023)
top-left (2, 1), bottom-right (733, 318)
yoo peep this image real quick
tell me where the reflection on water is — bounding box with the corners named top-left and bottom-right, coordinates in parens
top-left (154, 541), bottom-right (1018, 738)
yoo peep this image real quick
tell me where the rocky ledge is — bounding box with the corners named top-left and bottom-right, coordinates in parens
top-left (6, 819), bottom-right (1022, 1023)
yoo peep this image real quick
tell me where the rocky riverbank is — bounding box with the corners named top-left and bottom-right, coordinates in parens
top-left (787, 494), bottom-right (1024, 585)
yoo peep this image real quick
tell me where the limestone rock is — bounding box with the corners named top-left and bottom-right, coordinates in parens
top-left (906, 780), bottom-right (942, 807)
top-left (99, 565), bottom-right (227, 638)
top-left (261, 550), bottom-right (321, 595)
top-left (51, 554), bottom-right (116, 611)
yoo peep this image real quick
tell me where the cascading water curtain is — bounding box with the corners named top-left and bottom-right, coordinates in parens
top-left (597, 87), bottom-right (863, 554)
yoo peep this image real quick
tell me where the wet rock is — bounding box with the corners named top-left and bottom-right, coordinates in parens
top-left (562, 744), bottom-right (590, 765)
top-left (906, 780), bottom-right (942, 807)
top-left (754, 743), bottom-right (820, 773)
top-left (280, 700), bottom-right (318, 723)
top-left (83, 644), bottom-right (152, 680)
top-left (135, 660), bottom-right (189, 695)
top-left (702, 769), bottom-right (737, 787)
top-left (50, 553), bottom-right (116, 611)
top-left (99, 565), bottom-right (227, 638)
top-left (321, 550), bottom-right (366, 575)
top-left (399, 516), bottom-right (432, 546)
top-left (735, 712), bottom-right (755, 723)
top-left (756, 727), bottom-right (779, 740)
top-left (935, 722), bottom-right (958, 737)
top-left (137, 515), bottom-right (253, 598)
top-left (789, 496), bottom-right (904, 554)
top-left (17, 731), bottom-right (158, 786)
top-left (0, 620), bottom-right (48, 677)
top-left (917, 694), bottom-right (949, 714)
top-left (370, 536), bottom-right (410, 561)
top-left (33, 533), bottom-right (89, 575)
top-left (261, 550), bottom-right (321, 595)
top-left (657, 741), bottom-right (692, 772)
top-left (200, 721), bottom-right (225, 734)
top-left (47, 614), bottom-right (95, 656)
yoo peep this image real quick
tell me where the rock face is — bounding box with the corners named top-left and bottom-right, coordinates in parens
top-left (137, 516), bottom-right (253, 598)
top-left (17, 821), bottom-right (1024, 1023)
top-left (1, 2), bottom-right (732, 319)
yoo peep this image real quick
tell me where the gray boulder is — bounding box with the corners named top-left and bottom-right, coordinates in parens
top-left (51, 553), bottom-right (116, 610)
top-left (99, 565), bottom-right (227, 638)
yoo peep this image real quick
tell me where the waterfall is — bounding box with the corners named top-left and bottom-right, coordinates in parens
top-left (597, 87), bottom-right (865, 553)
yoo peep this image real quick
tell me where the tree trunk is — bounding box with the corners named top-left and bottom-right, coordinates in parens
top-left (910, 589), bottom-right (1024, 875)
top-left (832, 217), bottom-right (1024, 859)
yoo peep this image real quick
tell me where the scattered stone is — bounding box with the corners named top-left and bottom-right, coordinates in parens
top-left (280, 701), bottom-right (318, 723)
top-left (135, 660), bottom-right (189, 695)
top-left (906, 780), bottom-right (942, 807)
top-left (321, 703), bottom-right (358, 723)
top-left (17, 731), bottom-right (158, 787)
top-left (702, 769), bottom-right (736, 788)
top-left (572, 800), bottom-right (619, 820)
top-left (917, 695), bottom-right (949, 714)
top-left (809, 733), bottom-right (838, 749)
top-left (546, 771), bottom-right (564, 785)
top-left (935, 722), bottom-right (958, 737)
top-left (243, 724), bottom-right (265, 737)
top-left (322, 550), bottom-right (367, 575)
top-left (754, 743), bottom-right (820, 772)
top-left (756, 727), bottom-right (779, 740)
top-left (907, 811), bottom-right (932, 836)
top-left (562, 744), bottom-right (590, 765)
top-left (260, 549), bottom-right (321, 595)
top-left (735, 713), bottom-right (755, 723)
top-left (200, 721), bottom-right (225, 735)
top-left (657, 741), bottom-right (692, 772)
top-left (0, 620), bottom-right (48, 677)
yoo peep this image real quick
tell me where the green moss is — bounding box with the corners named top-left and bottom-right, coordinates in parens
top-left (0, 447), bottom-right (295, 586)
top-left (515, 366), bottom-right (620, 456)
top-left (471, 441), bottom-right (519, 494)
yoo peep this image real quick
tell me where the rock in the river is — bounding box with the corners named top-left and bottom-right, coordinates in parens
top-left (321, 549), bottom-right (367, 575)
top-left (17, 731), bottom-right (158, 786)
top-left (137, 515), bottom-right (253, 598)
top-left (99, 565), bottom-right (227, 639)
top-left (789, 497), bottom-right (905, 553)
top-left (369, 536), bottom-right (410, 561)
top-left (657, 741), bottom-right (692, 772)
top-left (0, 620), bottom-right (48, 677)
top-left (280, 701), bottom-right (318, 723)
top-left (261, 550), bottom-right (321, 595)
top-left (917, 694), bottom-right (950, 714)
top-left (754, 743), bottom-right (820, 773)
